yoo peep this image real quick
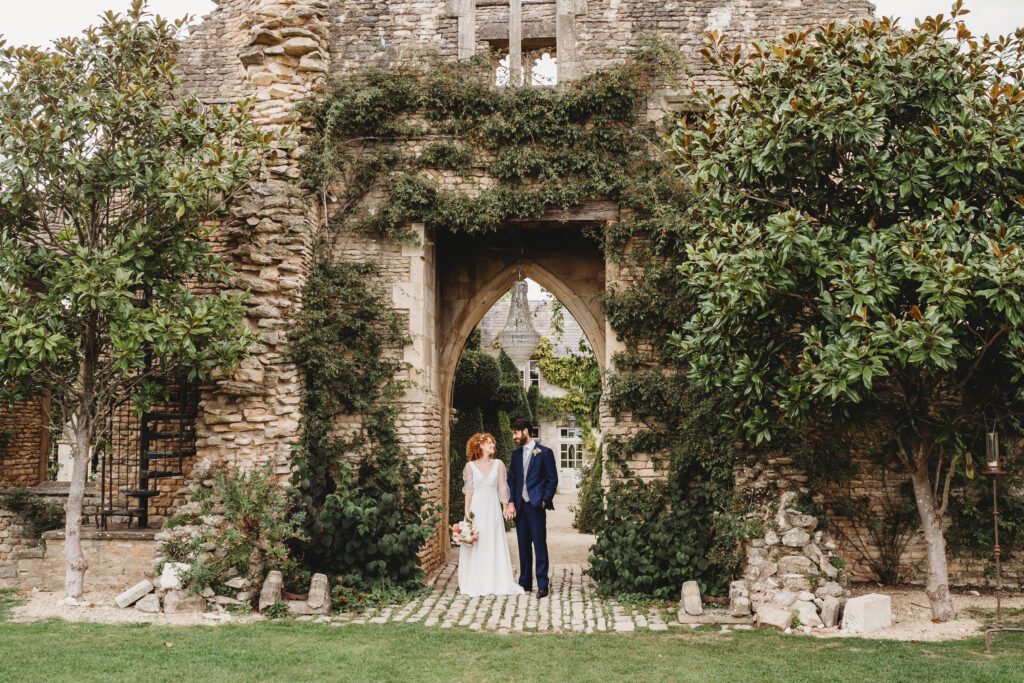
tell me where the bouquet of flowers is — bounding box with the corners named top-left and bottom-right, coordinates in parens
top-left (451, 512), bottom-right (480, 546)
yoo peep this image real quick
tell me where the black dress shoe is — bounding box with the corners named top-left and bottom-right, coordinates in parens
top-left (537, 588), bottom-right (549, 598)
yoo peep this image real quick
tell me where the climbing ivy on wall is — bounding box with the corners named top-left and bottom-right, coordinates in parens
top-left (288, 261), bottom-right (437, 591)
top-left (301, 43), bottom-right (682, 242)
top-left (299, 44), bottom-right (753, 598)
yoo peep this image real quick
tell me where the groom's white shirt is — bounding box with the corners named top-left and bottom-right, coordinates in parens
top-left (521, 439), bottom-right (536, 503)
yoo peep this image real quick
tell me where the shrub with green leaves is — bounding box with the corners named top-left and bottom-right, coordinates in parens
top-left (670, 4), bottom-right (1024, 620)
top-left (0, 489), bottom-right (64, 538)
top-left (158, 462), bottom-right (305, 599)
top-left (289, 261), bottom-right (437, 591)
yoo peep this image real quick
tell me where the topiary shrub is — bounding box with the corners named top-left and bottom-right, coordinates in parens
top-left (453, 350), bottom-right (501, 406)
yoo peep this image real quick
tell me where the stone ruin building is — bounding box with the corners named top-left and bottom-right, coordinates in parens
top-left (2, 0), bottom-right (1020, 614)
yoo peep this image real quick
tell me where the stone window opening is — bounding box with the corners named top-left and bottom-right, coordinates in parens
top-left (493, 40), bottom-right (558, 87)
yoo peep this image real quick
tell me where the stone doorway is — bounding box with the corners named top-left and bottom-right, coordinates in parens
top-left (436, 221), bottom-right (608, 565)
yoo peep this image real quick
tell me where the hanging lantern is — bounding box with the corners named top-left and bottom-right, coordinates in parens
top-left (986, 431), bottom-right (1001, 472)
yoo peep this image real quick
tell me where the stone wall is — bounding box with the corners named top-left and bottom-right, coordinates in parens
top-left (823, 458), bottom-right (1024, 589)
top-left (0, 508), bottom-right (37, 588)
top-left (0, 399), bottom-right (48, 489)
top-left (736, 451), bottom-right (1024, 589)
top-left (14, 529), bottom-right (157, 593)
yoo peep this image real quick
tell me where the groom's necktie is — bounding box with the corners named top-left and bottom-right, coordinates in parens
top-left (522, 445), bottom-right (532, 502)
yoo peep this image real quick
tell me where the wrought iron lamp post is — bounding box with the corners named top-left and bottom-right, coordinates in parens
top-left (983, 429), bottom-right (1024, 651)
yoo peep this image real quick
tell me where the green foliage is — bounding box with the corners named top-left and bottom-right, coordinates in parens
top-left (534, 337), bottom-right (602, 428)
top-left (496, 350), bottom-right (533, 423)
top-left (526, 385), bottom-right (540, 425)
top-left (667, 5), bottom-right (1024, 608)
top-left (453, 350), bottom-right (501, 405)
top-left (302, 47), bottom-right (681, 242)
top-left (573, 450), bottom-right (604, 534)
top-left (671, 10), bottom-right (1024, 452)
top-left (587, 377), bottom-right (753, 598)
top-left (158, 462), bottom-right (305, 596)
top-left (0, 2), bottom-right (267, 418)
top-left (332, 581), bottom-right (429, 614)
top-left (948, 465), bottom-right (1024, 560)
top-left (289, 261), bottom-right (437, 591)
top-left (448, 404), bottom-right (483, 523)
top-left (263, 601), bottom-right (289, 619)
top-left (0, 489), bottom-right (64, 538)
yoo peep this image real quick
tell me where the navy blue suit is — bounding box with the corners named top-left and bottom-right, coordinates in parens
top-left (508, 443), bottom-right (558, 591)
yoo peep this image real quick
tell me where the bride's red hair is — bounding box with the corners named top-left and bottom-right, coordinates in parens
top-left (466, 433), bottom-right (496, 461)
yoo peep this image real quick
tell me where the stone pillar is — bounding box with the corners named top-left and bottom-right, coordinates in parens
top-left (508, 0), bottom-right (523, 87)
top-left (392, 224), bottom-right (446, 572)
top-left (194, 0), bottom-right (330, 478)
top-left (457, 0), bottom-right (477, 60)
top-left (556, 0), bottom-right (582, 83)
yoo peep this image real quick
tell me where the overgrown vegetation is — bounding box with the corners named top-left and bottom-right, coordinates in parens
top-left (288, 261), bottom-right (437, 592)
top-left (0, 1), bottom-right (268, 601)
top-left (299, 42), bottom-right (767, 598)
top-left (588, 374), bottom-right (758, 599)
top-left (0, 489), bottom-right (63, 539)
top-left (301, 43), bottom-right (681, 243)
top-left (157, 463), bottom-right (304, 600)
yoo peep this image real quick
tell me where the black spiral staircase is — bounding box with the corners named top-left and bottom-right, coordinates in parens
top-left (98, 374), bottom-right (199, 529)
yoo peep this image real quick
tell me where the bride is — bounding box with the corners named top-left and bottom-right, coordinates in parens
top-left (457, 432), bottom-right (525, 596)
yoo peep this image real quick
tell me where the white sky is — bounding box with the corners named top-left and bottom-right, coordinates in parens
top-left (2, 1), bottom-right (1023, 47)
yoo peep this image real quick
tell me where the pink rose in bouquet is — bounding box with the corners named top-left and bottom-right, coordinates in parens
top-left (451, 512), bottom-right (480, 546)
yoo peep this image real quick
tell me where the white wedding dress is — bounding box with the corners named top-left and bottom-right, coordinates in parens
top-left (457, 459), bottom-right (525, 596)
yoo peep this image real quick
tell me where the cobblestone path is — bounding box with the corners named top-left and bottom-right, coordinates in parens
top-left (325, 563), bottom-right (673, 634)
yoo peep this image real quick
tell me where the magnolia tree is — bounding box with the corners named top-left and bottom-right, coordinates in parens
top-left (0, 2), bottom-right (271, 601)
top-left (671, 4), bottom-right (1024, 621)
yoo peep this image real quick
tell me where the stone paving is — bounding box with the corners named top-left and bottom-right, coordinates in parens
top-left (321, 563), bottom-right (674, 633)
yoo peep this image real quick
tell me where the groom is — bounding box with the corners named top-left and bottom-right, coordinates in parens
top-left (505, 418), bottom-right (558, 598)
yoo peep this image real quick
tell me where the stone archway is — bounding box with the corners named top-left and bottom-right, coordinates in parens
top-left (434, 223), bottom-right (607, 560)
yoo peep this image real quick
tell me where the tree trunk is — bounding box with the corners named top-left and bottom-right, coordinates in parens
top-left (908, 447), bottom-right (956, 622)
top-left (64, 413), bottom-right (92, 603)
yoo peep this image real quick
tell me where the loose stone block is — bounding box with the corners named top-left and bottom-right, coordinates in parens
top-left (820, 596), bottom-right (841, 628)
top-left (756, 602), bottom-right (794, 631)
top-left (308, 573), bottom-right (330, 611)
top-left (159, 562), bottom-right (189, 591)
top-left (260, 569), bottom-right (284, 610)
top-left (841, 593), bottom-right (892, 633)
top-left (164, 590), bottom-right (207, 614)
top-left (730, 596), bottom-right (751, 617)
top-left (225, 577), bottom-right (249, 590)
top-left (793, 600), bottom-right (823, 628)
top-left (134, 593), bottom-right (161, 613)
top-left (116, 579), bottom-right (154, 608)
top-left (681, 581), bottom-right (702, 616)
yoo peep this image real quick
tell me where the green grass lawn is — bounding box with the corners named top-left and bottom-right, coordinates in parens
top-left (0, 610), bottom-right (1022, 683)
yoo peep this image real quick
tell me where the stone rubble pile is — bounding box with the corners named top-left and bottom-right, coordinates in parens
top-left (678, 491), bottom-right (854, 632)
top-left (746, 492), bottom-right (851, 632)
top-left (114, 563), bottom-right (331, 617)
